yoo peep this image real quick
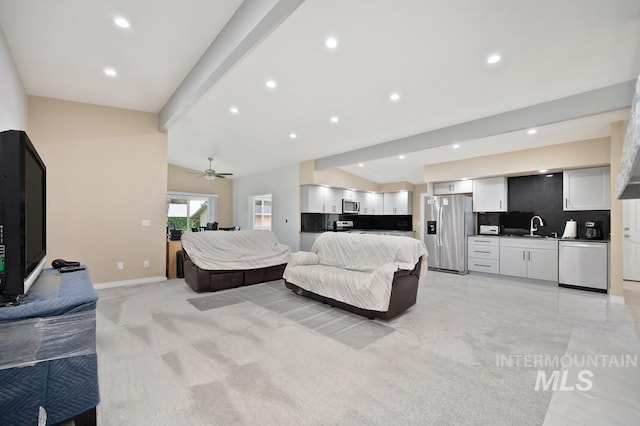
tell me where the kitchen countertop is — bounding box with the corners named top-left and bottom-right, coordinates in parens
top-left (475, 234), bottom-right (609, 242)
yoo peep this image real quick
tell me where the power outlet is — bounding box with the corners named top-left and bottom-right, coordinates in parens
top-left (142, 219), bottom-right (150, 227)
top-left (143, 260), bottom-right (150, 269)
top-left (117, 261), bottom-right (124, 270)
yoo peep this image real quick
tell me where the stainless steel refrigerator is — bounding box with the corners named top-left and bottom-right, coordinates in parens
top-left (424, 195), bottom-right (473, 273)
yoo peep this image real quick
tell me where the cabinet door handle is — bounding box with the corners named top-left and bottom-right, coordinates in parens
top-left (474, 250), bottom-right (491, 254)
top-left (500, 200), bottom-right (502, 209)
top-left (474, 264), bottom-right (491, 268)
top-left (624, 227), bottom-right (630, 231)
top-left (625, 234), bottom-right (630, 238)
top-left (565, 198), bottom-right (568, 208)
top-left (528, 251), bottom-right (531, 261)
top-left (522, 250), bottom-right (525, 261)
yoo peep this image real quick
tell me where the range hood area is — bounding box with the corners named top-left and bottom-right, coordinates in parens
top-left (616, 75), bottom-right (640, 199)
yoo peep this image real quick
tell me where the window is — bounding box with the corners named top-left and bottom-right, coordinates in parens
top-left (253, 194), bottom-right (272, 231)
top-left (167, 191), bottom-right (218, 233)
top-left (167, 198), bottom-right (207, 232)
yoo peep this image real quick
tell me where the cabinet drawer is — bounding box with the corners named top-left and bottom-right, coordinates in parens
top-left (468, 236), bottom-right (499, 247)
top-left (468, 259), bottom-right (499, 273)
top-left (468, 244), bottom-right (499, 259)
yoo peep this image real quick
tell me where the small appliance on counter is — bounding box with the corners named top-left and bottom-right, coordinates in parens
top-left (479, 225), bottom-right (499, 235)
top-left (561, 219), bottom-right (577, 239)
top-left (333, 220), bottom-right (354, 232)
top-left (584, 221), bottom-right (603, 240)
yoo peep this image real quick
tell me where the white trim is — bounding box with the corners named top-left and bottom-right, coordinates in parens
top-left (167, 191), bottom-right (218, 198)
top-left (609, 294), bottom-right (626, 304)
top-left (93, 276), bottom-right (167, 290)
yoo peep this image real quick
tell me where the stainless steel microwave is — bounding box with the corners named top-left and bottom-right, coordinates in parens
top-left (342, 199), bottom-right (360, 214)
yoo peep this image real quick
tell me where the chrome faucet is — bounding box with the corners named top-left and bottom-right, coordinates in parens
top-left (530, 215), bottom-right (544, 236)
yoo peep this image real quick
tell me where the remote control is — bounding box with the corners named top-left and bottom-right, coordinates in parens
top-left (58, 265), bottom-right (86, 273)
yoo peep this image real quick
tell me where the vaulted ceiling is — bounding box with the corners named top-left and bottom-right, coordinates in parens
top-left (1, 0), bottom-right (638, 183)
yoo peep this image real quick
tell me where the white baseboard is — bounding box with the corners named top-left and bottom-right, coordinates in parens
top-left (93, 276), bottom-right (167, 290)
top-left (609, 294), bottom-right (625, 304)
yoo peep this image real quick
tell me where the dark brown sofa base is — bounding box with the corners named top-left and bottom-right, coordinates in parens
top-left (183, 250), bottom-right (286, 293)
top-left (285, 257), bottom-right (422, 321)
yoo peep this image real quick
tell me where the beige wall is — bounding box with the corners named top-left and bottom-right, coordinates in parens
top-left (610, 121), bottom-right (625, 297)
top-left (300, 160), bottom-right (379, 192)
top-left (167, 163), bottom-right (233, 227)
top-left (27, 96), bottom-right (168, 284)
top-left (424, 137), bottom-right (610, 182)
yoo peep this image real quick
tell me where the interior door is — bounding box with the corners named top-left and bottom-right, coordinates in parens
top-left (623, 199), bottom-right (640, 281)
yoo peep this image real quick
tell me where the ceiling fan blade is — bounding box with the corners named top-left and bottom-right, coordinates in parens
top-left (216, 173), bottom-right (233, 176)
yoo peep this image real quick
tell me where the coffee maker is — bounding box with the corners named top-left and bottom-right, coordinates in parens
top-left (584, 221), bottom-right (603, 240)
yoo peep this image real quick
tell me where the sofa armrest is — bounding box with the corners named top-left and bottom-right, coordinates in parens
top-left (287, 251), bottom-right (320, 267)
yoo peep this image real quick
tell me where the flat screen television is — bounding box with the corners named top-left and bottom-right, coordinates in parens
top-left (0, 130), bottom-right (47, 300)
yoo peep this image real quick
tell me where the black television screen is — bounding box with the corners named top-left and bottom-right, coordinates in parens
top-left (0, 130), bottom-right (47, 299)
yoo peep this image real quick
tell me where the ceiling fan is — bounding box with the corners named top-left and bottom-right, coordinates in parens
top-left (191, 157), bottom-right (233, 181)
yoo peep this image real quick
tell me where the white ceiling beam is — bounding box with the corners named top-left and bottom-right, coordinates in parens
top-left (158, 0), bottom-right (305, 131)
top-left (315, 80), bottom-right (636, 170)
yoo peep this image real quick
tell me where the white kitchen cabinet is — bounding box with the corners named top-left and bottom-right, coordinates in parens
top-left (467, 236), bottom-right (500, 274)
top-left (326, 188), bottom-right (343, 213)
top-left (563, 167), bottom-right (611, 211)
top-left (472, 177), bottom-right (508, 212)
top-left (343, 189), bottom-right (357, 201)
top-left (383, 191), bottom-right (413, 215)
top-left (301, 185), bottom-right (326, 213)
top-left (498, 246), bottom-right (528, 278)
top-left (300, 185), bottom-right (342, 213)
top-left (499, 238), bottom-right (558, 281)
top-left (526, 248), bottom-right (559, 281)
top-left (358, 192), bottom-right (384, 215)
top-left (433, 180), bottom-right (473, 195)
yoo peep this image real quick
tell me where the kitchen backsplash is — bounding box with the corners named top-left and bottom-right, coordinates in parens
top-left (477, 173), bottom-right (611, 238)
top-left (301, 213), bottom-right (412, 232)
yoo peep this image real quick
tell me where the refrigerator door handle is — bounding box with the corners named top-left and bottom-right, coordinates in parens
top-left (438, 205), bottom-right (443, 247)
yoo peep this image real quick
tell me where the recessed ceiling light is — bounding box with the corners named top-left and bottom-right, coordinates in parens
top-left (266, 80), bottom-right (277, 89)
top-left (330, 116), bottom-right (339, 123)
top-left (539, 169), bottom-right (549, 173)
top-left (390, 92), bottom-right (400, 102)
top-left (398, 155), bottom-right (405, 160)
top-left (546, 174), bottom-right (554, 178)
top-left (358, 163), bottom-right (364, 167)
top-left (229, 106), bottom-right (239, 114)
top-left (461, 178), bottom-right (469, 181)
top-left (289, 133), bottom-right (297, 139)
top-left (325, 37), bottom-right (338, 49)
top-left (452, 144), bottom-right (460, 149)
top-left (527, 128), bottom-right (538, 135)
top-left (487, 54), bottom-right (501, 64)
top-left (114, 17), bottom-right (130, 29)
top-left (103, 67), bottom-right (117, 77)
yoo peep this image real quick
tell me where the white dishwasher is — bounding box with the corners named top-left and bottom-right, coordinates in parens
top-left (558, 241), bottom-right (608, 293)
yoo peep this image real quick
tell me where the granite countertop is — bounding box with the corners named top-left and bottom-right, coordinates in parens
top-left (478, 234), bottom-right (609, 242)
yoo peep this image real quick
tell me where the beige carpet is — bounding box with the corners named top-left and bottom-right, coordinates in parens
top-left (95, 273), bottom-right (640, 425)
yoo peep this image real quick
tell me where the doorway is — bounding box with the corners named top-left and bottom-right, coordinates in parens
top-left (623, 199), bottom-right (640, 281)
top-left (252, 194), bottom-right (272, 231)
